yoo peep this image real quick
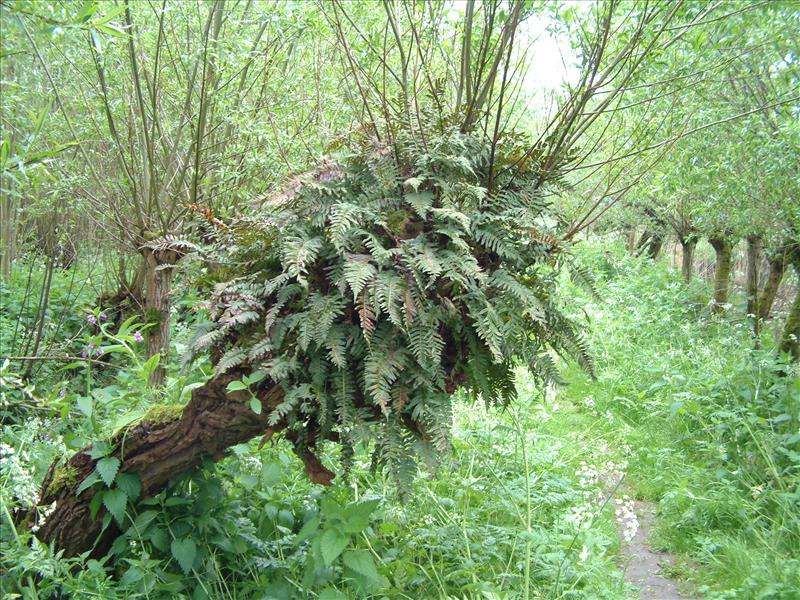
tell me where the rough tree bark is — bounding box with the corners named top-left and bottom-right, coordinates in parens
top-left (745, 236), bottom-right (762, 317)
top-left (709, 236), bottom-right (734, 314)
top-left (780, 262), bottom-right (800, 361)
top-left (636, 229), bottom-right (663, 260)
top-left (625, 227), bottom-right (638, 254)
top-left (758, 251), bottom-right (786, 321)
top-left (30, 374), bottom-right (336, 558)
top-left (679, 236), bottom-right (697, 282)
top-left (142, 248), bottom-right (180, 386)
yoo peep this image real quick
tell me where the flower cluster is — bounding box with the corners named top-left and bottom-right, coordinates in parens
top-left (86, 311), bottom-right (109, 326)
top-left (0, 442), bottom-right (38, 508)
top-left (568, 500), bottom-right (598, 531)
top-left (569, 457), bottom-right (634, 543)
top-left (81, 343), bottom-right (103, 359)
top-left (30, 502), bottom-right (56, 533)
top-left (239, 454), bottom-right (262, 474)
top-left (579, 543), bottom-right (590, 563)
top-left (615, 495), bottom-right (639, 542)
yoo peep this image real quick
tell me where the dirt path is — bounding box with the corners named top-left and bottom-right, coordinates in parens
top-left (620, 500), bottom-right (695, 599)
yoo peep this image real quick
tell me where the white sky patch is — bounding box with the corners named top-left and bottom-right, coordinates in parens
top-left (519, 14), bottom-right (578, 94)
top-left (442, 1), bottom-right (581, 123)
top-left (515, 12), bottom-right (580, 121)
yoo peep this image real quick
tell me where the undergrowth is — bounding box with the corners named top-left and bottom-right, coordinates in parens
top-left (562, 242), bottom-right (800, 599)
top-left (2, 244), bottom-right (798, 598)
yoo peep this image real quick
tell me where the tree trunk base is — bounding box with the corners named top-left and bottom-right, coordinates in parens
top-left (28, 374), bottom-right (334, 558)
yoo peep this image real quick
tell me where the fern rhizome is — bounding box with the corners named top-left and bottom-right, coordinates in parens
top-left (188, 127), bottom-right (593, 490)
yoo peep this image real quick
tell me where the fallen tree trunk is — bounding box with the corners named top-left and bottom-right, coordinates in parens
top-left (30, 374), bottom-right (333, 558)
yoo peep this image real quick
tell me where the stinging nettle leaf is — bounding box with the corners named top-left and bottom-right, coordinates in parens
top-left (171, 537), bottom-right (197, 575)
top-left (320, 528), bottom-right (349, 566)
top-left (342, 549), bottom-right (380, 581)
top-left (76, 471), bottom-right (102, 496)
top-left (96, 456), bottom-right (121, 487)
top-left (115, 472), bottom-right (141, 501)
top-left (102, 488), bottom-right (128, 526)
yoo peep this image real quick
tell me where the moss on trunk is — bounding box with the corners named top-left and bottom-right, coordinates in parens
top-left (780, 264), bottom-right (800, 361)
top-left (709, 236), bottom-right (734, 314)
top-left (32, 375), bottom-right (301, 557)
top-left (758, 253), bottom-right (786, 321)
top-left (745, 236), bottom-right (762, 318)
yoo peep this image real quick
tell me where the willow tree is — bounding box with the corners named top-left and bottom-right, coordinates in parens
top-left (566, 1), bottom-right (798, 310)
top-left (7, 1), bottom-right (325, 385)
top-left (31, 0), bottom-right (725, 558)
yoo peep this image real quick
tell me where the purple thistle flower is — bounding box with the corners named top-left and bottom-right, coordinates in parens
top-left (99, 312), bottom-right (108, 322)
top-left (93, 348), bottom-right (103, 358)
top-left (81, 349), bottom-right (88, 358)
top-left (87, 314), bottom-right (97, 325)
top-left (133, 332), bottom-right (144, 343)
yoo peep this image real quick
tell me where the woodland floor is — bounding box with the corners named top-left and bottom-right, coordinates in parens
top-left (619, 500), bottom-right (693, 599)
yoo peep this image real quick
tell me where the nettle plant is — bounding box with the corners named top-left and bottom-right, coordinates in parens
top-left (188, 126), bottom-right (593, 488)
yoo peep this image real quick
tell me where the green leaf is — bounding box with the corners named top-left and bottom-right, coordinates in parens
top-left (150, 527), bottom-right (168, 551)
top-left (226, 380), bottom-right (248, 392)
top-left (249, 397), bottom-right (262, 415)
top-left (115, 472), bottom-right (141, 501)
top-left (86, 441), bottom-right (111, 460)
top-left (96, 22), bottom-right (127, 37)
top-left (120, 566), bottom-right (144, 586)
top-left (76, 471), bottom-right (101, 496)
top-left (76, 1), bottom-right (98, 22)
top-left (96, 457), bottom-right (121, 487)
top-left (141, 354), bottom-right (161, 381)
top-left (111, 409), bottom-right (145, 438)
top-left (90, 490), bottom-right (104, 520)
top-left (130, 510), bottom-right (158, 534)
top-left (117, 315), bottom-right (139, 337)
top-left (405, 191), bottom-right (434, 217)
top-left (343, 258), bottom-right (376, 298)
top-left (103, 488), bottom-right (128, 526)
top-left (342, 499), bottom-right (380, 533)
top-left (318, 589), bottom-right (348, 600)
top-left (76, 396), bottom-right (93, 418)
top-left (171, 537), bottom-right (197, 574)
top-left (320, 529), bottom-right (349, 566)
top-left (342, 549), bottom-right (380, 581)
top-left (246, 371), bottom-right (266, 385)
top-left (295, 516), bottom-right (320, 544)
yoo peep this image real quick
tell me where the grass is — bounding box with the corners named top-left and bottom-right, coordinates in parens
top-left (555, 243), bottom-right (800, 599)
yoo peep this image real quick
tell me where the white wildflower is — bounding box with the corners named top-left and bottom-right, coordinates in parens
top-left (579, 544), bottom-right (589, 563)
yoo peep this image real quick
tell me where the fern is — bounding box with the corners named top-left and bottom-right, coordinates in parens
top-left (215, 347), bottom-right (247, 375)
top-left (185, 123), bottom-right (596, 491)
top-left (281, 234), bottom-right (324, 284)
top-left (343, 255), bottom-right (377, 298)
